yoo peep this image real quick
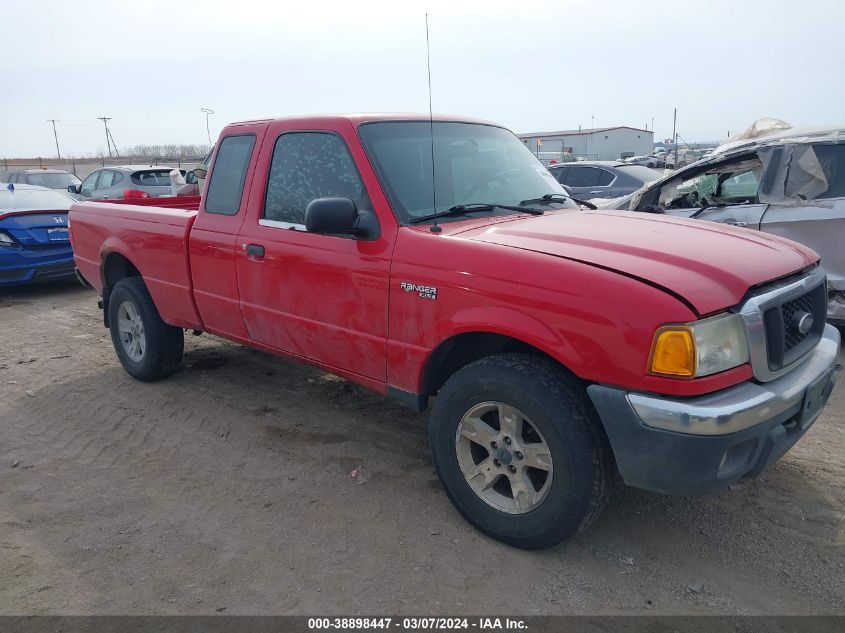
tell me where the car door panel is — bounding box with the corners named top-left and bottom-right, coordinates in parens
top-left (760, 200), bottom-right (845, 303)
top-left (235, 120), bottom-right (395, 382)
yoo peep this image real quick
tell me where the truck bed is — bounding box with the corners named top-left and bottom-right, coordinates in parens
top-left (70, 200), bottom-right (204, 330)
top-left (91, 195), bottom-right (203, 211)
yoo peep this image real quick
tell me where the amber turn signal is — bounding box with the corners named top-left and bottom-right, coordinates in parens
top-left (649, 327), bottom-right (696, 377)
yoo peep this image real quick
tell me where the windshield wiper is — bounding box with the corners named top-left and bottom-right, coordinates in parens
top-left (519, 193), bottom-right (598, 210)
top-left (409, 202), bottom-right (544, 224)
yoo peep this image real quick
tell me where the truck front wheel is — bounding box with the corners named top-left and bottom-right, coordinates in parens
top-left (107, 277), bottom-right (184, 381)
top-left (429, 353), bottom-right (612, 549)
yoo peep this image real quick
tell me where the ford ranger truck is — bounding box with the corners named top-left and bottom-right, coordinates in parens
top-left (69, 114), bottom-right (841, 549)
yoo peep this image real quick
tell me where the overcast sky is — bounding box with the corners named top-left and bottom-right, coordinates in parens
top-left (2, 0), bottom-right (842, 157)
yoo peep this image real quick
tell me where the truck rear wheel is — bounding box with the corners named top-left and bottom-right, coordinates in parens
top-left (108, 277), bottom-right (184, 381)
top-left (429, 353), bottom-right (611, 549)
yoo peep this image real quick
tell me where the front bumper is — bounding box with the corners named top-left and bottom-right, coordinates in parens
top-left (587, 324), bottom-right (841, 496)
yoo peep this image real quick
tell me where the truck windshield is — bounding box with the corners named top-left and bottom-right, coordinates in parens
top-left (358, 121), bottom-right (573, 224)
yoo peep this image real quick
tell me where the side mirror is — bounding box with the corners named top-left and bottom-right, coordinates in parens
top-left (67, 184), bottom-right (79, 194)
top-left (192, 168), bottom-right (208, 179)
top-left (305, 197), bottom-right (359, 235)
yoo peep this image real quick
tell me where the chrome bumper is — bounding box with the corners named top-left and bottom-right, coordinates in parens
top-left (587, 325), bottom-right (840, 495)
top-left (629, 324), bottom-right (840, 436)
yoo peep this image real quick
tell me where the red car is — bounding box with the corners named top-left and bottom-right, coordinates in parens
top-left (69, 114), bottom-right (840, 549)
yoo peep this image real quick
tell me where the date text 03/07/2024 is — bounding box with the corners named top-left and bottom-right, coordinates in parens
top-left (307, 617), bottom-right (527, 630)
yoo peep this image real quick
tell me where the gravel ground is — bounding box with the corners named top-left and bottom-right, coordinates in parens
top-left (1, 281), bottom-right (843, 615)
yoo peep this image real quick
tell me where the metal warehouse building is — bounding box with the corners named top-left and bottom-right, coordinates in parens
top-left (518, 126), bottom-right (654, 161)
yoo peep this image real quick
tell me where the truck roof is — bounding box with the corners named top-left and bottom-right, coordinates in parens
top-left (225, 112), bottom-right (502, 128)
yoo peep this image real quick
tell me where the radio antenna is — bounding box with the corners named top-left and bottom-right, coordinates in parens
top-left (425, 13), bottom-right (441, 234)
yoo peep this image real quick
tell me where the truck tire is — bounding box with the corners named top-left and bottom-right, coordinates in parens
top-left (429, 353), bottom-right (612, 549)
top-left (107, 277), bottom-right (184, 381)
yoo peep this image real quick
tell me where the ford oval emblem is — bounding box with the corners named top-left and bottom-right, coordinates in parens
top-left (795, 311), bottom-right (814, 335)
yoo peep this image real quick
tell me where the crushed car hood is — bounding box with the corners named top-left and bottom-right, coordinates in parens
top-left (454, 210), bottom-right (818, 315)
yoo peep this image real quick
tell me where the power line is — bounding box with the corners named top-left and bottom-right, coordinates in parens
top-left (47, 119), bottom-right (61, 159)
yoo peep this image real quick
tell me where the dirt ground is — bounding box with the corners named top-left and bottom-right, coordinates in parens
top-left (1, 281), bottom-right (843, 615)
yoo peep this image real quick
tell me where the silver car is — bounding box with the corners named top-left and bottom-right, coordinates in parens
top-left (6, 168), bottom-right (81, 191)
top-left (68, 165), bottom-right (185, 200)
top-left (610, 125), bottom-right (845, 324)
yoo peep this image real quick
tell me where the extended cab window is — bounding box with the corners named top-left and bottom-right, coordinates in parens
top-left (263, 132), bottom-right (366, 225)
top-left (205, 134), bottom-right (256, 215)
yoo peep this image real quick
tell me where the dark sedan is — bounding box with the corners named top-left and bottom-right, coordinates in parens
top-left (548, 161), bottom-right (663, 201)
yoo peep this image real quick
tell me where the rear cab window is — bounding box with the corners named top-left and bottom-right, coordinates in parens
top-left (205, 135), bottom-right (257, 215)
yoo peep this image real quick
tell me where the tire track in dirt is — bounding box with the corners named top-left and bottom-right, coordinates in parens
top-left (1, 282), bottom-right (843, 615)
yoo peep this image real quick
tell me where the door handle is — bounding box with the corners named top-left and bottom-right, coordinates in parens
top-left (244, 243), bottom-right (265, 258)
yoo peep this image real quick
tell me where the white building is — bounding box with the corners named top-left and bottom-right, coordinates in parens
top-left (518, 126), bottom-right (654, 161)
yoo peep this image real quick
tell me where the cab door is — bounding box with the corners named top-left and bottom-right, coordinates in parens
top-left (189, 125), bottom-right (267, 341)
top-left (235, 119), bottom-right (395, 382)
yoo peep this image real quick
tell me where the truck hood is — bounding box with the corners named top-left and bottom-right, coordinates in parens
top-left (454, 210), bottom-right (818, 315)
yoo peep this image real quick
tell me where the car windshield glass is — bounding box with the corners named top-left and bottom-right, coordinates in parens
top-left (358, 121), bottom-right (573, 223)
top-left (25, 172), bottom-right (80, 188)
top-left (616, 165), bottom-right (663, 183)
top-left (0, 188), bottom-right (74, 210)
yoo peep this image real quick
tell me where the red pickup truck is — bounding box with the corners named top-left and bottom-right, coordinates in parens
top-left (70, 114), bottom-right (840, 549)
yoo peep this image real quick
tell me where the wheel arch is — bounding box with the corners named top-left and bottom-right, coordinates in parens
top-left (420, 329), bottom-right (580, 400)
top-left (100, 248), bottom-right (143, 327)
top-left (416, 319), bottom-right (617, 467)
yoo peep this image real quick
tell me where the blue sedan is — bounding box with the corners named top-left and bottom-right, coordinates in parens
top-left (0, 183), bottom-right (76, 285)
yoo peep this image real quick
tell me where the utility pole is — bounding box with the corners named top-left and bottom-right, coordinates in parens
top-left (47, 119), bottom-right (61, 159)
top-left (672, 108), bottom-right (678, 169)
top-left (108, 128), bottom-right (120, 158)
top-left (97, 117), bottom-right (113, 158)
top-left (201, 107), bottom-right (215, 145)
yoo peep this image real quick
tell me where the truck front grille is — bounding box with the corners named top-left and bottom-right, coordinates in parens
top-left (762, 282), bottom-right (826, 372)
top-left (782, 292), bottom-right (817, 352)
top-left (739, 266), bottom-right (828, 382)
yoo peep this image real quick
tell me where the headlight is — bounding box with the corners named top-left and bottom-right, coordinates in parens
top-left (0, 231), bottom-right (16, 247)
top-left (649, 313), bottom-right (749, 378)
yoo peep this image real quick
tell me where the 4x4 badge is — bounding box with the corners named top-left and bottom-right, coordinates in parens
top-left (400, 282), bottom-right (437, 300)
